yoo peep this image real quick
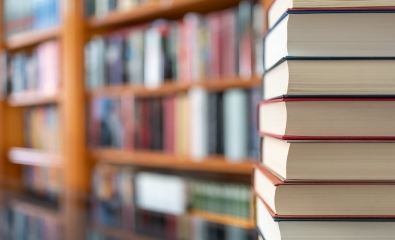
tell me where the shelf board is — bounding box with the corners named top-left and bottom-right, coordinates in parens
top-left (190, 210), bottom-right (255, 229)
top-left (92, 225), bottom-right (158, 240)
top-left (88, 76), bottom-right (261, 98)
top-left (90, 148), bottom-right (254, 175)
top-left (10, 198), bottom-right (61, 222)
top-left (87, 0), bottom-right (240, 29)
top-left (9, 148), bottom-right (63, 168)
top-left (8, 91), bottom-right (59, 107)
top-left (5, 27), bottom-right (60, 50)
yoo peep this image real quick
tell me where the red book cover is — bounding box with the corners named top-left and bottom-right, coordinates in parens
top-left (121, 95), bottom-right (134, 151)
top-left (163, 96), bottom-right (175, 153)
top-left (259, 97), bottom-right (395, 140)
top-left (220, 9), bottom-right (237, 78)
top-left (142, 99), bottom-right (152, 150)
top-left (207, 13), bottom-right (221, 79)
top-left (253, 164), bottom-right (395, 220)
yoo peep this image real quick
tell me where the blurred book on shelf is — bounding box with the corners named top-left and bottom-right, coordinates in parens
top-left (4, 0), bottom-right (60, 37)
top-left (24, 105), bottom-right (61, 152)
top-left (0, 40), bottom-right (60, 98)
top-left (88, 87), bottom-right (261, 162)
top-left (23, 166), bottom-right (62, 202)
top-left (1, 200), bottom-right (61, 240)
top-left (91, 163), bottom-right (255, 239)
top-left (85, 1), bottom-right (264, 89)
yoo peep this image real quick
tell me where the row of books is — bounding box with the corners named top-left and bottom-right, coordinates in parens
top-left (256, 0), bottom-right (395, 239)
top-left (85, 1), bottom-right (264, 89)
top-left (190, 181), bottom-right (251, 220)
top-left (0, 41), bottom-right (60, 97)
top-left (4, 0), bottom-right (60, 37)
top-left (89, 88), bottom-right (260, 161)
top-left (23, 166), bottom-right (61, 201)
top-left (192, 218), bottom-right (256, 240)
top-left (92, 164), bottom-right (134, 229)
top-left (88, 216), bottom-right (255, 240)
top-left (24, 105), bottom-right (60, 152)
top-left (84, 0), bottom-right (154, 17)
top-left (92, 164), bottom-right (254, 232)
top-left (1, 204), bottom-right (61, 240)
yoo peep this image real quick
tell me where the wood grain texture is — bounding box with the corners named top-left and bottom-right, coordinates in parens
top-left (88, 77), bottom-right (261, 97)
top-left (87, 0), bottom-right (240, 30)
top-left (91, 148), bottom-right (254, 175)
top-left (190, 210), bottom-right (255, 229)
top-left (61, 0), bottom-right (89, 239)
top-left (5, 27), bottom-right (60, 50)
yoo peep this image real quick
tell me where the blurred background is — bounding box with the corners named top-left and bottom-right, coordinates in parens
top-left (0, 0), bottom-right (269, 239)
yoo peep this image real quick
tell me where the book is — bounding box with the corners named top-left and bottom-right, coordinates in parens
top-left (175, 93), bottom-right (190, 156)
top-left (238, 1), bottom-right (253, 79)
top-left (248, 88), bottom-right (261, 160)
top-left (263, 136), bottom-right (395, 181)
top-left (85, 36), bottom-right (107, 89)
top-left (163, 96), bottom-right (175, 153)
top-left (24, 105), bottom-right (60, 152)
top-left (259, 98), bottom-right (395, 139)
top-left (224, 89), bottom-right (248, 162)
top-left (253, 3), bottom-right (264, 76)
top-left (264, 10), bottom-right (395, 71)
top-left (265, 58), bottom-right (395, 100)
top-left (269, 0), bottom-right (395, 29)
top-left (189, 87), bottom-right (209, 160)
top-left (106, 32), bottom-right (125, 85)
top-left (6, 40), bottom-right (60, 95)
top-left (256, 195), bottom-right (395, 240)
top-left (135, 172), bottom-right (187, 215)
top-left (23, 166), bottom-right (62, 201)
top-left (4, 0), bottom-right (59, 37)
top-left (126, 27), bottom-right (145, 85)
top-left (190, 180), bottom-right (252, 219)
top-left (254, 164), bottom-right (395, 218)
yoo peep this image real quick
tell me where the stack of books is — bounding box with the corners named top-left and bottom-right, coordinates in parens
top-left (255, 0), bottom-right (395, 239)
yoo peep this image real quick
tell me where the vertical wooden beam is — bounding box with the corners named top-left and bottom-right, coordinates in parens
top-left (61, 0), bottom-right (88, 239)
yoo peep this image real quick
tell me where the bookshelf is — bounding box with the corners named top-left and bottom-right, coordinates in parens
top-left (10, 198), bottom-right (61, 222)
top-left (190, 210), bottom-right (255, 229)
top-left (91, 148), bottom-right (253, 174)
top-left (88, 77), bottom-right (261, 97)
top-left (92, 225), bottom-right (158, 240)
top-left (87, 0), bottom-right (241, 29)
top-left (9, 148), bottom-right (63, 168)
top-left (0, 0), bottom-right (273, 239)
top-left (8, 92), bottom-right (59, 107)
top-left (4, 27), bottom-right (60, 50)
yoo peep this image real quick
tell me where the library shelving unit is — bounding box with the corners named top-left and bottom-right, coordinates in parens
top-left (0, 0), bottom-right (274, 239)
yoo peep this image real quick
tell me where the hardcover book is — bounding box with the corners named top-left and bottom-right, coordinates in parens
top-left (259, 98), bottom-right (395, 139)
top-left (254, 164), bottom-right (395, 218)
top-left (264, 10), bottom-right (395, 70)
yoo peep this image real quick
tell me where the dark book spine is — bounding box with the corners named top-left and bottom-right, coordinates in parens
top-left (150, 98), bottom-right (163, 150)
top-left (107, 33), bottom-right (125, 85)
top-left (208, 93), bottom-right (218, 155)
top-left (248, 88), bottom-right (261, 160)
top-left (216, 92), bottom-right (224, 154)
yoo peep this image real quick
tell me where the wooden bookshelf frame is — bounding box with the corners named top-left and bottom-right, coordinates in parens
top-left (0, 0), bottom-right (273, 239)
top-left (91, 148), bottom-right (254, 174)
top-left (190, 210), bottom-right (255, 229)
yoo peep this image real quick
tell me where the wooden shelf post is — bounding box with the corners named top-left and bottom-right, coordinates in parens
top-left (61, 0), bottom-right (89, 239)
